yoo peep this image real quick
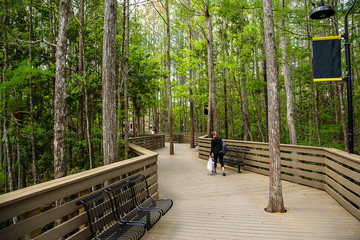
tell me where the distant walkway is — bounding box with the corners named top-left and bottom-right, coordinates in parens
top-left (143, 143), bottom-right (360, 240)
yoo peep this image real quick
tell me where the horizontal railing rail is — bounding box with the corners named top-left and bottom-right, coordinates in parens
top-left (0, 135), bottom-right (165, 240)
top-left (129, 134), bottom-right (165, 150)
top-left (198, 135), bottom-right (360, 220)
top-left (160, 132), bottom-right (207, 144)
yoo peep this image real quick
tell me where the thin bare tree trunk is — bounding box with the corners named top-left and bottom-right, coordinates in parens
top-left (308, 31), bottom-right (314, 146)
top-left (79, 7), bottom-right (91, 225)
top-left (223, 27), bottom-right (229, 139)
top-left (229, 80), bottom-right (235, 140)
top-left (240, 64), bottom-right (252, 141)
top-left (223, 75), bottom-right (228, 139)
top-left (102, 0), bottom-right (118, 165)
top-left (29, 0), bottom-right (37, 184)
top-left (165, 0), bottom-right (174, 155)
top-left (315, 85), bottom-right (322, 146)
top-left (78, 0), bottom-right (85, 165)
top-left (338, 82), bottom-right (349, 151)
top-left (252, 91), bottom-right (265, 142)
top-left (188, 0), bottom-right (195, 148)
top-left (84, 78), bottom-right (93, 170)
top-left (84, 1), bottom-right (97, 170)
top-left (4, 117), bottom-right (13, 192)
top-left (29, 106), bottom-right (37, 181)
top-left (2, 0), bottom-right (13, 194)
top-left (79, 0), bottom-right (93, 170)
top-left (262, 0), bottom-right (286, 213)
top-left (331, 5), bottom-right (349, 152)
top-left (205, 2), bottom-right (218, 136)
top-left (49, 0), bottom-right (56, 60)
top-left (261, 22), bottom-right (269, 142)
top-left (94, 0), bottom-right (98, 73)
top-left (117, 0), bottom-right (126, 143)
top-left (1, 0), bottom-right (7, 194)
top-left (124, 0), bottom-right (130, 156)
top-left (154, 106), bottom-right (159, 133)
top-left (280, 0), bottom-right (297, 145)
top-left (16, 125), bottom-right (24, 189)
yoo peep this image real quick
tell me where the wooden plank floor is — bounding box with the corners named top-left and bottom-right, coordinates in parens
top-left (143, 143), bottom-right (360, 240)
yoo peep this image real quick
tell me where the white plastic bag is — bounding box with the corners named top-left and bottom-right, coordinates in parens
top-left (207, 157), bottom-right (214, 172)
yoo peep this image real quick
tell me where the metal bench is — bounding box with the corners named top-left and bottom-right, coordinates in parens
top-left (107, 180), bottom-right (162, 231)
top-left (173, 134), bottom-right (184, 143)
top-left (128, 174), bottom-right (173, 216)
top-left (223, 147), bottom-right (249, 173)
top-left (77, 190), bottom-right (146, 240)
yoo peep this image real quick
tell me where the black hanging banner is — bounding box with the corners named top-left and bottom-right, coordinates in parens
top-left (312, 36), bottom-right (342, 82)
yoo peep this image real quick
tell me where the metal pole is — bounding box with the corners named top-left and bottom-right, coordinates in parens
top-left (343, 0), bottom-right (356, 153)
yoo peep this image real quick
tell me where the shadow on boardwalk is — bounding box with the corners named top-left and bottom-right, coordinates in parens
top-left (143, 143), bottom-right (360, 240)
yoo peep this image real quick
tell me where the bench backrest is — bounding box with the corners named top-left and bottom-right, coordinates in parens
top-left (108, 180), bottom-right (140, 221)
top-left (227, 147), bottom-right (248, 160)
top-left (128, 174), bottom-right (153, 207)
top-left (78, 190), bottom-right (117, 238)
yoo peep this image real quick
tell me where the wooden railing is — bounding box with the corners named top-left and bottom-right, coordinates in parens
top-left (161, 132), bottom-right (206, 143)
top-left (129, 134), bottom-right (165, 150)
top-left (0, 137), bottom-right (164, 240)
top-left (198, 135), bottom-right (360, 220)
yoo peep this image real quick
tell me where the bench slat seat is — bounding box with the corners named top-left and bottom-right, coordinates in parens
top-left (128, 174), bottom-right (173, 215)
top-left (98, 223), bottom-right (145, 240)
top-left (223, 158), bottom-right (244, 173)
top-left (224, 147), bottom-right (249, 173)
top-left (108, 180), bottom-right (162, 230)
top-left (78, 190), bottom-right (146, 240)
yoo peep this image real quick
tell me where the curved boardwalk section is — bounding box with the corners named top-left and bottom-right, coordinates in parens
top-left (143, 143), bottom-right (360, 240)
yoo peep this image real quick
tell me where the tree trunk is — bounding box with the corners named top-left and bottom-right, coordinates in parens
top-left (315, 85), bottom-right (322, 146)
top-left (2, 0), bottom-right (8, 194)
top-left (54, 0), bottom-right (70, 180)
top-left (262, 0), bottom-right (286, 213)
top-left (205, 2), bottom-right (218, 137)
top-left (78, 0), bottom-right (85, 164)
top-left (338, 82), bottom-right (349, 151)
top-left (165, 0), bottom-right (174, 155)
top-left (124, 0), bottom-right (130, 157)
top-left (4, 115), bottom-right (13, 192)
top-left (229, 79), bottom-right (235, 140)
top-left (84, 77), bottom-right (93, 170)
top-left (331, 6), bottom-right (349, 152)
top-left (117, 0), bottom-right (126, 144)
top-left (94, 0), bottom-right (99, 73)
top-left (223, 80), bottom-right (229, 138)
top-left (49, 0), bottom-right (56, 61)
top-left (279, 0), bottom-right (297, 145)
top-left (2, 0), bottom-right (13, 193)
top-left (154, 106), bottom-right (159, 133)
top-left (54, 0), bottom-right (70, 225)
top-left (102, 0), bottom-right (118, 165)
top-left (240, 63), bottom-right (252, 141)
top-left (223, 29), bottom-right (229, 139)
top-left (252, 91), bottom-right (265, 142)
top-left (188, 0), bottom-right (195, 148)
top-left (29, 0), bottom-right (38, 184)
top-left (16, 125), bottom-right (24, 189)
top-left (261, 21), bottom-right (269, 142)
top-left (80, 0), bottom-right (93, 171)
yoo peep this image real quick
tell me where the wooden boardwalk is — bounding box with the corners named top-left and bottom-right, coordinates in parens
top-left (143, 143), bottom-right (360, 240)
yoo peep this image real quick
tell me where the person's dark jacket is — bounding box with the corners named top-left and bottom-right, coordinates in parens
top-left (210, 137), bottom-right (222, 155)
